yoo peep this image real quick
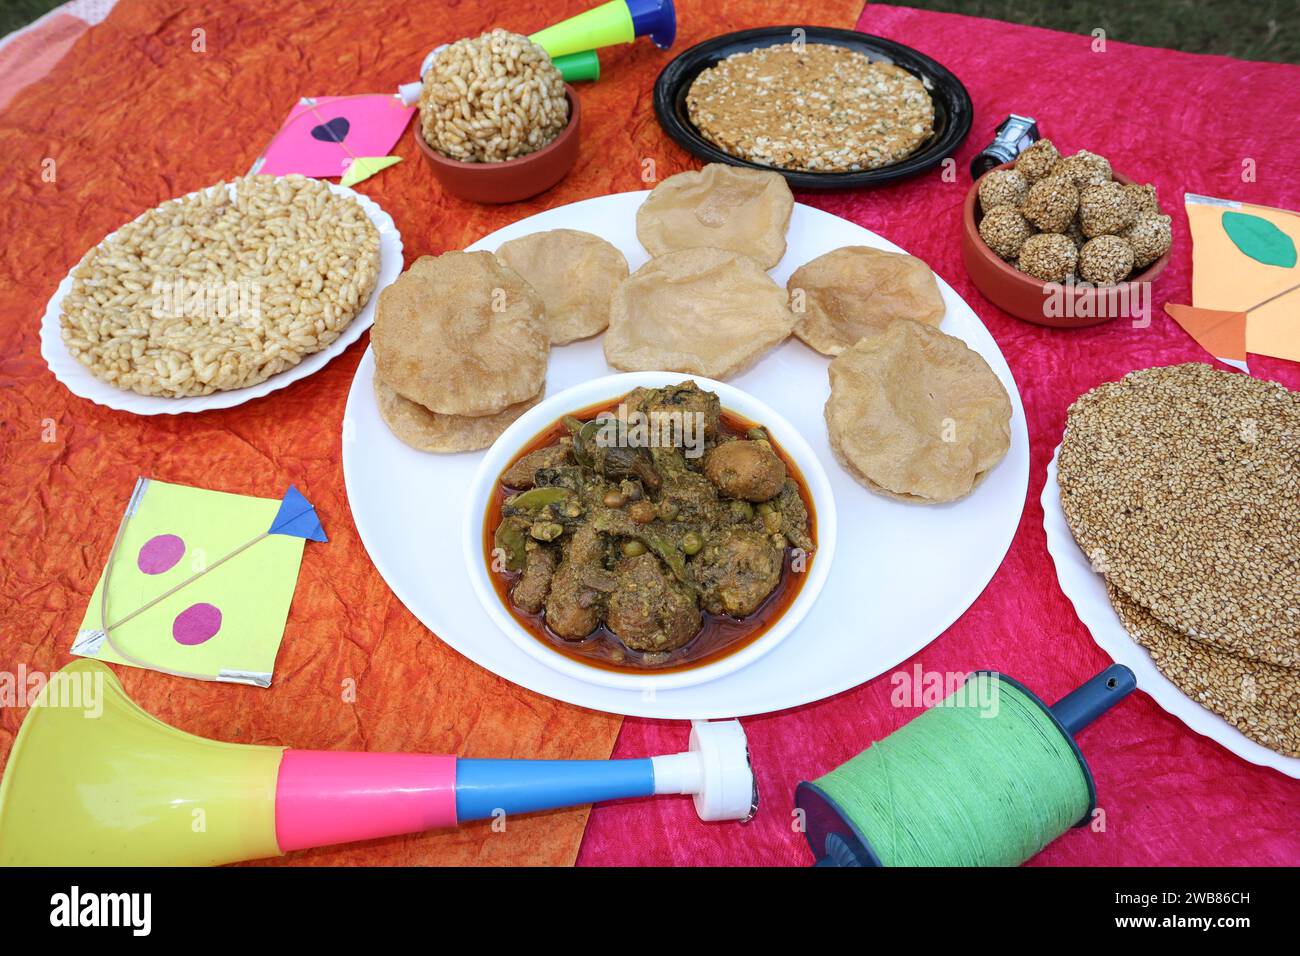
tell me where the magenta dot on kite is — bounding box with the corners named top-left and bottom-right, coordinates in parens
top-left (173, 603), bottom-right (221, 645)
top-left (137, 534), bottom-right (185, 574)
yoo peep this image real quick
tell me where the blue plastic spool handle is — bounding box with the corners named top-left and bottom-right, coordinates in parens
top-left (626, 0), bottom-right (676, 49)
top-left (1051, 663), bottom-right (1137, 736)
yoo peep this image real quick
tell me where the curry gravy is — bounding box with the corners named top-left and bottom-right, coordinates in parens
top-left (483, 393), bottom-right (817, 674)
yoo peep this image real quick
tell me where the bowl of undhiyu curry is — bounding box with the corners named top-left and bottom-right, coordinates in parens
top-left (464, 372), bottom-right (837, 692)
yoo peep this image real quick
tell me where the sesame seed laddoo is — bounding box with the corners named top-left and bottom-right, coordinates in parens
top-left (1064, 219), bottom-right (1086, 249)
top-left (1123, 183), bottom-right (1160, 217)
top-left (978, 205), bottom-right (1036, 259)
top-left (1052, 149), bottom-right (1112, 188)
top-left (980, 145), bottom-right (1171, 284)
top-left (1013, 139), bottom-right (1060, 182)
top-left (1079, 182), bottom-right (1138, 238)
top-left (978, 168), bottom-right (1029, 213)
top-left (1017, 233), bottom-right (1078, 282)
top-left (1020, 175), bottom-right (1079, 233)
top-left (1123, 214), bottom-right (1173, 269)
top-left (1079, 235), bottom-right (1135, 285)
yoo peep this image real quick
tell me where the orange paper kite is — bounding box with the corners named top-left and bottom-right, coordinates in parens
top-left (1167, 194), bottom-right (1300, 371)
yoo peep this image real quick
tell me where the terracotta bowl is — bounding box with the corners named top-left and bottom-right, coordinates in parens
top-left (413, 86), bottom-right (580, 204)
top-left (961, 161), bottom-right (1170, 328)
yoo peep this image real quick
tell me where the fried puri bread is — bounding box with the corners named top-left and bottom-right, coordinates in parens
top-left (495, 229), bottom-right (628, 345)
top-left (372, 251), bottom-right (547, 417)
top-left (825, 320), bottom-right (1012, 503)
top-left (635, 163), bottom-right (794, 269)
top-left (789, 246), bottom-right (945, 356)
top-left (373, 374), bottom-right (540, 453)
top-left (604, 248), bottom-right (794, 380)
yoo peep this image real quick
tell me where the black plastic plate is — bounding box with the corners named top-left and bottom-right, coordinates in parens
top-left (653, 26), bottom-right (974, 190)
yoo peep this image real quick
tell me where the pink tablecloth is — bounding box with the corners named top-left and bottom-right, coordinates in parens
top-left (579, 4), bottom-right (1300, 866)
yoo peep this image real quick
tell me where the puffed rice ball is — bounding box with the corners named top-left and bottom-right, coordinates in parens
top-left (1014, 139), bottom-right (1060, 182)
top-left (1123, 214), bottom-right (1173, 268)
top-left (979, 205), bottom-right (1036, 259)
top-left (419, 30), bottom-right (569, 163)
top-left (1123, 183), bottom-right (1160, 217)
top-left (1079, 182), bottom-right (1138, 237)
top-left (1018, 233), bottom-right (1078, 282)
top-left (1021, 175), bottom-right (1079, 233)
top-left (979, 168), bottom-right (1030, 213)
top-left (1052, 150), bottom-right (1112, 189)
top-left (1079, 235), bottom-right (1135, 285)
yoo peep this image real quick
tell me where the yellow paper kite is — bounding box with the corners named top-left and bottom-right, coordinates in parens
top-left (71, 479), bottom-right (325, 687)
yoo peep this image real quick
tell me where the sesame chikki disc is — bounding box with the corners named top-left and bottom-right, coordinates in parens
top-left (685, 45), bottom-right (934, 174)
top-left (1107, 583), bottom-right (1300, 757)
top-left (1058, 364), bottom-right (1300, 668)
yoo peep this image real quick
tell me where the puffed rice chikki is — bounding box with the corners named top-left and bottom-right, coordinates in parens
top-left (59, 174), bottom-right (380, 398)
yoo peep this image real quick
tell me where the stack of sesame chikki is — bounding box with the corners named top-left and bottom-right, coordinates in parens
top-left (1057, 363), bottom-right (1300, 756)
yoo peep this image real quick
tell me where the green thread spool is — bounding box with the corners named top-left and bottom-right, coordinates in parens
top-left (797, 666), bottom-right (1134, 867)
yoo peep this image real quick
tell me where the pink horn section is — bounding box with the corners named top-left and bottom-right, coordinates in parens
top-left (275, 750), bottom-right (458, 852)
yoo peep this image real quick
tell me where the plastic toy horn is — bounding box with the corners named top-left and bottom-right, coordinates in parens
top-left (398, 0), bottom-right (675, 103)
top-left (0, 660), bottom-right (755, 866)
top-left (530, 0), bottom-right (677, 59)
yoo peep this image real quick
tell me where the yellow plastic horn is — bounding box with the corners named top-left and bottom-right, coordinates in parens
top-left (0, 659), bottom-right (284, 866)
top-left (1, 659), bottom-right (756, 866)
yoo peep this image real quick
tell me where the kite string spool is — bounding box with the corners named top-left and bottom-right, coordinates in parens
top-left (814, 673), bottom-right (1090, 866)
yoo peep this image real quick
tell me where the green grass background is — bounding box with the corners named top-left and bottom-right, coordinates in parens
top-left (901, 0), bottom-right (1297, 63)
top-left (2, 0), bottom-right (1296, 63)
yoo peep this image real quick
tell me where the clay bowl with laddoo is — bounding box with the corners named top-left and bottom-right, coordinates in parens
top-left (961, 161), bottom-right (1170, 329)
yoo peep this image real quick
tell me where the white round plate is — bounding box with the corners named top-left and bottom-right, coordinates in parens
top-left (40, 180), bottom-right (403, 415)
top-left (1042, 445), bottom-right (1300, 778)
top-left (342, 191), bottom-right (1030, 719)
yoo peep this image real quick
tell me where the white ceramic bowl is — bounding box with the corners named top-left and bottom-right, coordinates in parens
top-left (462, 372), bottom-right (837, 691)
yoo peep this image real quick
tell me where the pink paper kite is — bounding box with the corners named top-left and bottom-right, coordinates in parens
top-left (252, 94), bottom-right (414, 179)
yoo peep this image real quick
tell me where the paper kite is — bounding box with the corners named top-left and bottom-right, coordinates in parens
top-left (251, 94), bottom-right (414, 187)
top-left (71, 479), bottom-right (326, 687)
top-left (1165, 193), bottom-right (1300, 371)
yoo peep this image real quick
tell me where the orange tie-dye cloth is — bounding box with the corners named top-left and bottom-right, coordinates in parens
top-left (0, 0), bottom-right (865, 865)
